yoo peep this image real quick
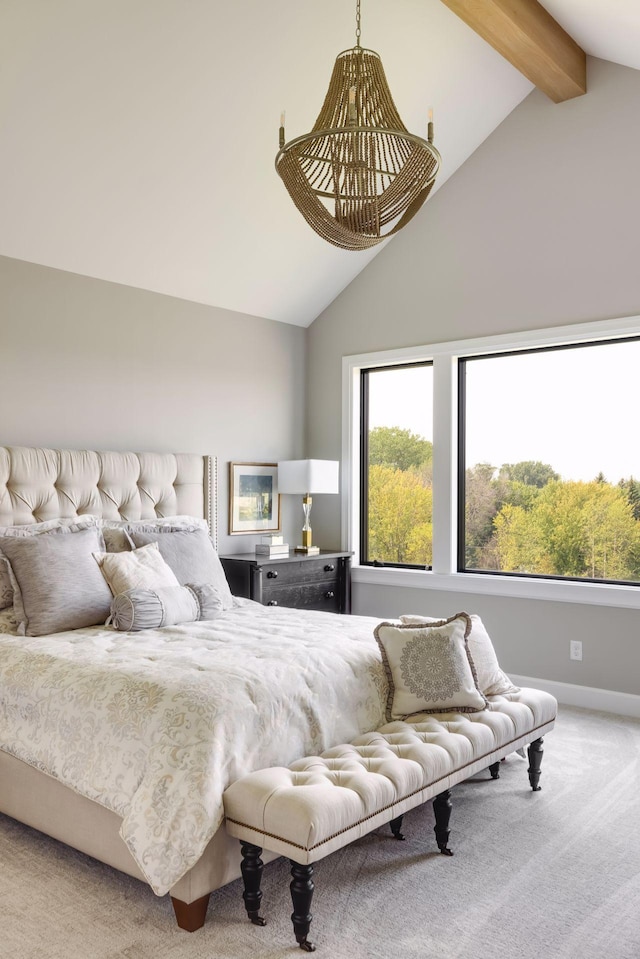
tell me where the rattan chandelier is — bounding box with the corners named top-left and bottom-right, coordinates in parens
top-left (276, 0), bottom-right (441, 251)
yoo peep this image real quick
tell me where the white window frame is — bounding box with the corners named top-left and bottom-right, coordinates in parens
top-left (342, 314), bottom-right (640, 610)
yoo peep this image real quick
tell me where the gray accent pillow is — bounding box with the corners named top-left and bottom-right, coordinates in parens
top-left (0, 525), bottom-right (113, 636)
top-left (128, 527), bottom-right (233, 609)
top-left (101, 516), bottom-right (209, 553)
top-left (110, 583), bottom-right (225, 631)
top-left (0, 516), bottom-right (100, 609)
top-left (186, 583), bottom-right (226, 620)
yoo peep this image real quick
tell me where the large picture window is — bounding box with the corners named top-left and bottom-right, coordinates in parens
top-left (459, 338), bottom-right (640, 585)
top-left (360, 362), bottom-right (433, 567)
top-left (346, 316), bottom-right (640, 606)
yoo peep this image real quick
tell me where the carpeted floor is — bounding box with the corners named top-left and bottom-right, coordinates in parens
top-left (2, 705), bottom-right (639, 959)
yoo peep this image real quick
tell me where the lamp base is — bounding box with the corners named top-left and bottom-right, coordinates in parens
top-left (294, 545), bottom-right (320, 555)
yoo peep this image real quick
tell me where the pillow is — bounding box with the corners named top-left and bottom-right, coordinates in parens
top-left (374, 612), bottom-right (487, 721)
top-left (0, 516), bottom-right (100, 610)
top-left (94, 542), bottom-right (180, 595)
top-left (110, 583), bottom-right (225, 631)
top-left (0, 607), bottom-right (19, 635)
top-left (400, 613), bottom-right (519, 697)
top-left (187, 582), bottom-right (227, 619)
top-left (0, 524), bottom-right (113, 636)
top-left (0, 559), bottom-right (13, 611)
top-left (101, 516), bottom-right (209, 553)
top-left (127, 527), bottom-right (233, 609)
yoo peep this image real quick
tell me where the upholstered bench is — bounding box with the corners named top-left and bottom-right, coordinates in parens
top-left (223, 687), bottom-right (557, 951)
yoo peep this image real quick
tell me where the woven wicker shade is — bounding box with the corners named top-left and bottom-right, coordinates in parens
top-left (276, 40), bottom-right (441, 251)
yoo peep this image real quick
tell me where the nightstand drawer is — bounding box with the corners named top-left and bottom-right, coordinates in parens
top-left (263, 582), bottom-right (340, 612)
top-left (261, 559), bottom-right (339, 587)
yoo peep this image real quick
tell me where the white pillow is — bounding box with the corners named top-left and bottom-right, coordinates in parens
top-left (374, 613), bottom-right (487, 721)
top-left (94, 542), bottom-right (180, 595)
top-left (400, 613), bottom-right (519, 697)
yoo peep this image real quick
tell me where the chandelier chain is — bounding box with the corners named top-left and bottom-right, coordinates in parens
top-left (355, 0), bottom-right (361, 47)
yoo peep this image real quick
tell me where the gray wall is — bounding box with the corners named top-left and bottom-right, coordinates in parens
top-left (0, 255), bottom-right (306, 553)
top-left (306, 57), bottom-right (640, 697)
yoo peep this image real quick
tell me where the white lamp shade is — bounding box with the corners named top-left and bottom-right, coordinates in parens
top-left (277, 459), bottom-right (339, 495)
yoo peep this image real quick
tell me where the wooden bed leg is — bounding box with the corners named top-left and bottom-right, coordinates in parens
top-left (433, 789), bottom-right (454, 856)
top-left (170, 893), bottom-right (211, 931)
top-left (527, 737), bottom-right (544, 791)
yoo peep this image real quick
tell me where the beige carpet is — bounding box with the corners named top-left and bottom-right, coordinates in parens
top-left (2, 705), bottom-right (639, 959)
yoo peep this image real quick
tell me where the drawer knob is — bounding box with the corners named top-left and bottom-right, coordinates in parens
top-left (324, 564), bottom-right (335, 572)
top-left (267, 600), bottom-right (279, 606)
top-left (325, 590), bottom-right (335, 599)
top-left (266, 570), bottom-right (278, 579)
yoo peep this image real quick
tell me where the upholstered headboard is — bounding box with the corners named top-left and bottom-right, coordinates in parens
top-left (0, 447), bottom-right (217, 548)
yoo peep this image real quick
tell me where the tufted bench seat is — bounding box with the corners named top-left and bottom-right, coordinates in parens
top-left (223, 687), bottom-right (557, 951)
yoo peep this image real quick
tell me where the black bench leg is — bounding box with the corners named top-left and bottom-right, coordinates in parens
top-left (290, 861), bottom-right (316, 952)
top-left (240, 842), bottom-right (267, 926)
top-left (433, 789), bottom-right (454, 856)
top-left (527, 737), bottom-right (544, 791)
top-left (488, 760), bottom-right (501, 780)
top-left (390, 815), bottom-right (405, 840)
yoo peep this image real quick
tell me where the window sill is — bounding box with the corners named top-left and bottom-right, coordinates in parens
top-left (351, 565), bottom-right (640, 610)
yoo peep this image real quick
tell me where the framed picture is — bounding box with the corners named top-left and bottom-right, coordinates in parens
top-left (229, 462), bottom-right (281, 535)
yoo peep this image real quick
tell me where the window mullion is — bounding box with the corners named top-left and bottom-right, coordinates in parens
top-left (431, 354), bottom-right (457, 574)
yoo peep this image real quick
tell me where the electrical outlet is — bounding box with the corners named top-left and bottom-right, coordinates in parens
top-left (570, 640), bottom-right (583, 661)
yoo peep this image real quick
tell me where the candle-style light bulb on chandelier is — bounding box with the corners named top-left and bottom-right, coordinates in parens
top-left (276, 0), bottom-right (441, 251)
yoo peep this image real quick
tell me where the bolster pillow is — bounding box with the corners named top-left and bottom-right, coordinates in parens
top-left (110, 583), bottom-right (225, 631)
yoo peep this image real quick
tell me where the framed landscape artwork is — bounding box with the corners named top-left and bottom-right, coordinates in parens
top-left (229, 462), bottom-right (281, 535)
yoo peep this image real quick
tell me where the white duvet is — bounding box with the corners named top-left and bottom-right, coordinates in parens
top-left (0, 599), bottom-right (387, 894)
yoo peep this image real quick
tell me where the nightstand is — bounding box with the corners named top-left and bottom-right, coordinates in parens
top-left (219, 551), bottom-right (351, 614)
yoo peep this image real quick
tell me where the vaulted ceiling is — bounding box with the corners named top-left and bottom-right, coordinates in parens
top-left (1, 1), bottom-right (638, 327)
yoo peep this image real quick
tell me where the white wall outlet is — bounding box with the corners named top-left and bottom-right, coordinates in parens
top-left (570, 640), bottom-right (583, 661)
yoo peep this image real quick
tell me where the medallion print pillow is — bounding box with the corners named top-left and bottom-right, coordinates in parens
top-left (374, 612), bottom-right (487, 721)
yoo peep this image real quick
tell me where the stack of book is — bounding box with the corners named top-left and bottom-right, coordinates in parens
top-left (255, 534), bottom-right (289, 557)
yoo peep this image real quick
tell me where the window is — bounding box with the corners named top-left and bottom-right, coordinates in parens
top-left (360, 362), bottom-right (433, 567)
top-left (344, 315), bottom-right (640, 606)
top-left (459, 338), bottom-right (640, 585)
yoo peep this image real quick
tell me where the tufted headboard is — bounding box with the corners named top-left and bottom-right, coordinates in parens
top-left (0, 447), bottom-right (217, 548)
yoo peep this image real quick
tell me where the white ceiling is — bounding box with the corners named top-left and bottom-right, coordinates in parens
top-left (1, 1), bottom-right (638, 328)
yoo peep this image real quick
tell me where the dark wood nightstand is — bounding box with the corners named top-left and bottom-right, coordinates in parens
top-left (219, 550), bottom-right (352, 614)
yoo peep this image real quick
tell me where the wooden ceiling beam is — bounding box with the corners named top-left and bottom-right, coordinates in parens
top-left (439, 0), bottom-right (587, 102)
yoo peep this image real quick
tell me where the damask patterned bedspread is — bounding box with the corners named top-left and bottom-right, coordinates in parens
top-left (0, 600), bottom-right (386, 895)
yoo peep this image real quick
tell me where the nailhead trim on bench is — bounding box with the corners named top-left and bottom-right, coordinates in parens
top-left (225, 715), bottom-right (553, 853)
top-left (224, 689), bottom-right (557, 951)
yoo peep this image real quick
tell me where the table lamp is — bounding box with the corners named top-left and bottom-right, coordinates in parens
top-left (277, 459), bottom-right (339, 554)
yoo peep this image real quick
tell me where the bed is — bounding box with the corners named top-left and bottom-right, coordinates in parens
top-left (0, 446), bottom-right (387, 931)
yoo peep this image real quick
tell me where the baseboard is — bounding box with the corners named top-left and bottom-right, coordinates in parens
top-left (510, 675), bottom-right (640, 719)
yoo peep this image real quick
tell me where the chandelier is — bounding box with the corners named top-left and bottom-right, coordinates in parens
top-left (276, 0), bottom-right (441, 251)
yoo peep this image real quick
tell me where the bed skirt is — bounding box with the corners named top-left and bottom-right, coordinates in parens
top-left (0, 749), bottom-right (274, 907)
